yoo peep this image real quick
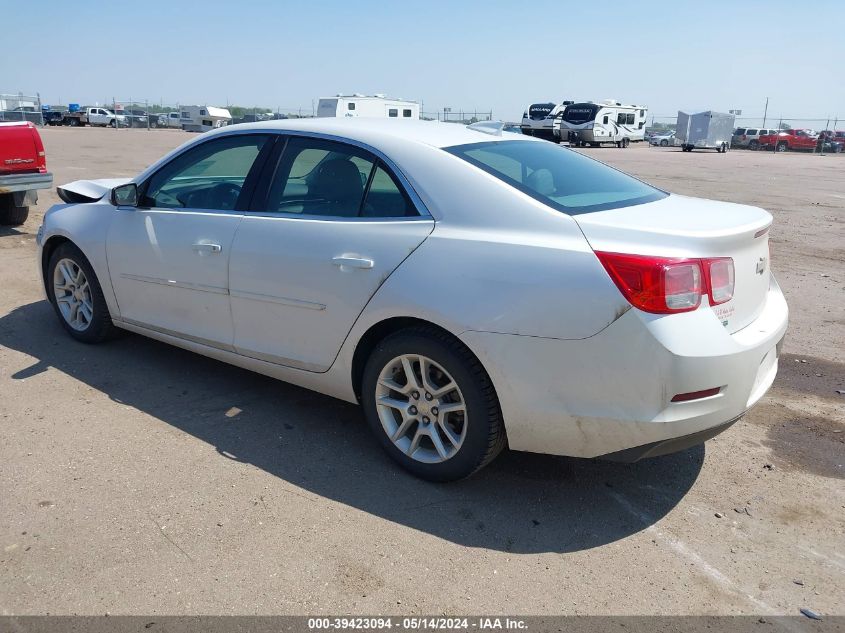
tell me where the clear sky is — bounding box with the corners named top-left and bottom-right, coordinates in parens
top-left (3, 0), bottom-right (844, 124)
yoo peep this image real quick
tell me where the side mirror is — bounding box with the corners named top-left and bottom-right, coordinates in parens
top-left (111, 183), bottom-right (138, 207)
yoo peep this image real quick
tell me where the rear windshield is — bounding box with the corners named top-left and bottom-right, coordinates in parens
top-left (445, 140), bottom-right (666, 215)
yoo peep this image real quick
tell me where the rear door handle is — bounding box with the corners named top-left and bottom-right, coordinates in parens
top-left (332, 256), bottom-right (374, 269)
top-left (193, 242), bottom-right (222, 254)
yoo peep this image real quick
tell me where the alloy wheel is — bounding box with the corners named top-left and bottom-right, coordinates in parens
top-left (53, 258), bottom-right (94, 331)
top-left (375, 354), bottom-right (467, 464)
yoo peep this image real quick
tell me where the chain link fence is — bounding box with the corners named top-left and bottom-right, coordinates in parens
top-left (421, 110), bottom-right (493, 124)
top-left (0, 93), bottom-right (43, 124)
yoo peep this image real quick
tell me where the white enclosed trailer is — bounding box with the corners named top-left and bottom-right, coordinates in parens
top-left (316, 94), bottom-right (419, 119)
top-left (676, 110), bottom-right (735, 152)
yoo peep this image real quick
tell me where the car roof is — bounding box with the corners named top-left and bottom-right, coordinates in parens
top-left (212, 117), bottom-right (536, 149)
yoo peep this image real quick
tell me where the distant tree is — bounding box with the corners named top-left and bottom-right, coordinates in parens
top-left (779, 122), bottom-right (791, 130)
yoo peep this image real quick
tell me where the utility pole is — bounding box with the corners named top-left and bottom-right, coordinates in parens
top-left (762, 97), bottom-right (769, 128)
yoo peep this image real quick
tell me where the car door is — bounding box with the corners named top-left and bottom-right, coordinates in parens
top-left (228, 134), bottom-right (434, 372)
top-left (106, 132), bottom-right (273, 348)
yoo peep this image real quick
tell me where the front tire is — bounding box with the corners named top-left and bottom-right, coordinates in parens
top-left (361, 326), bottom-right (506, 481)
top-left (660, 139), bottom-right (668, 147)
top-left (46, 242), bottom-right (119, 343)
top-left (776, 142), bottom-right (788, 152)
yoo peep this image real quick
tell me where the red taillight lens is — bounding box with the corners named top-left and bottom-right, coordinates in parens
top-left (704, 258), bottom-right (734, 305)
top-left (595, 252), bottom-right (703, 314)
top-left (596, 252), bottom-right (734, 315)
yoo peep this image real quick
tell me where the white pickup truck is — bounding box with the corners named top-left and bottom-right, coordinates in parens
top-left (62, 107), bottom-right (128, 127)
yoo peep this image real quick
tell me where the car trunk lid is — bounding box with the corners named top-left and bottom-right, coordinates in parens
top-left (574, 194), bottom-right (772, 333)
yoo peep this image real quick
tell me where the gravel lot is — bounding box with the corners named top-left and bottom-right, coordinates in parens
top-left (1, 127), bottom-right (843, 616)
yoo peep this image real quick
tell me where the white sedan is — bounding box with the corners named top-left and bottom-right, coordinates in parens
top-left (36, 119), bottom-right (788, 481)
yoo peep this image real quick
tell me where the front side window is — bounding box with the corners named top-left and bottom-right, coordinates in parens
top-left (141, 134), bottom-right (270, 210)
top-left (264, 136), bottom-right (418, 218)
top-left (388, 109), bottom-right (398, 118)
top-left (445, 140), bottom-right (666, 215)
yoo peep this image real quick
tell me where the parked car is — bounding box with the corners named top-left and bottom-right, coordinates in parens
top-left (502, 123), bottom-right (522, 134)
top-left (156, 112), bottom-right (182, 128)
top-left (37, 119), bottom-right (788, 481)
top-left (817, 131), bottom-right (844, 153)
top-left (758, 129), bottom-right (818, 152)
top-left (0, 122), bottom-right (53, 225)
top-left (42, 110), bottom-right (66, 126)
top-left (731, 128), bottom-right (778, 150)
top-left (649, 131), bottom-right (676, 146)
top-left (62, 107), bottom-right (128, 128)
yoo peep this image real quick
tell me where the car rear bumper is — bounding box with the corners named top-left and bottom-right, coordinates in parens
top-left (0, 172), bottom-right (54, 194)
top-left (460, 275), bottom-right (788, 459)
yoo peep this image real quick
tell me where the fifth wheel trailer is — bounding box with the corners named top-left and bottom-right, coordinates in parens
top-left (676, 111), bottom-right (736, 152)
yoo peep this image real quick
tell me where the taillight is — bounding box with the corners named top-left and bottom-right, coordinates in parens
top-left (704, 258), bottom-right (734, 305)
top-left (596, 252), bottom-right (734, 315)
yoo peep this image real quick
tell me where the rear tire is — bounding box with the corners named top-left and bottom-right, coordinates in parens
top-left (622, 137), bottom-right (630, 148)
top-left (361, 326), bottom-right (506, 482)
top-left (660, 139), bottom-right (668, 147)
top-left (46, 242), bottom-right (120, 344)
top-left (0, 195), bottom-right (29, 226)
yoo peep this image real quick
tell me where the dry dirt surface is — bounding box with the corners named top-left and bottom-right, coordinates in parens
top-left (0, 128), bottom-right (843, 617)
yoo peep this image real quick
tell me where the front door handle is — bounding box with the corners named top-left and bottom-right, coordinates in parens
top-left (193, 242), bottom-right (222, 254)
top-left (332, 256), bottom-right (374, 269)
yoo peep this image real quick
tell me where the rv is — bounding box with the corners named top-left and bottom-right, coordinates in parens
top-left (520, 101), bottom-right (573, 141)
top-left (180, 105), bottom-right (232, 132)
top-left (316, 94), bottom-right (419, 119)
top-left (554, 100), bottom-right (648, 147)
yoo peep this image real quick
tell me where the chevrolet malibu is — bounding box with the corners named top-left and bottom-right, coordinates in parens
top-left (37, 119), bottom-right (788, 481)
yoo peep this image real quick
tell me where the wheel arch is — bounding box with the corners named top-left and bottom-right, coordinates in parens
top-left (40, 234), bottom-right (73, 291)
top-left (350, 316), bottom-right (486, 402)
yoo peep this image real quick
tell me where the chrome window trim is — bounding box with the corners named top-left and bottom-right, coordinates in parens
top-left (250, 128), bottom-right (432, 220)
top-left (135, 128), bottom-right (433, 220)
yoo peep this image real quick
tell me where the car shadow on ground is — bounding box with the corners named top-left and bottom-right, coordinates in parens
top-left (1, 300), bottom-right (704, 554)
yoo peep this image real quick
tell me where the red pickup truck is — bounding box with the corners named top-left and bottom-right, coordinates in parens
top-left (0, 122), bottom-right (53, 225)
top-left (757, 128), bottom-right (819, 152)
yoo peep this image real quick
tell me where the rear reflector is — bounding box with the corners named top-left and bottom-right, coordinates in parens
top-left (671, 387), bottom-right (721, 402)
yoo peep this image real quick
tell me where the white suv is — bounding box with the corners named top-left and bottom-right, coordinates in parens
top-left (732, 127), bottom-right (778, 150)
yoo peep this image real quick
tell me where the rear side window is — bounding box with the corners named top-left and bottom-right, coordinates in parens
top-left (264, 136), bottom-right (418, 218)
top-left (388, 109), bottom-right (398, 118)
top-left (746, 129), bottom-right (758, 135)
top-left (445, 140), bottom-right (666, 215)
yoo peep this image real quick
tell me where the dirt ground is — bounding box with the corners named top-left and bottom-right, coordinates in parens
top-left (1, 127), bottom-right (843, 617)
